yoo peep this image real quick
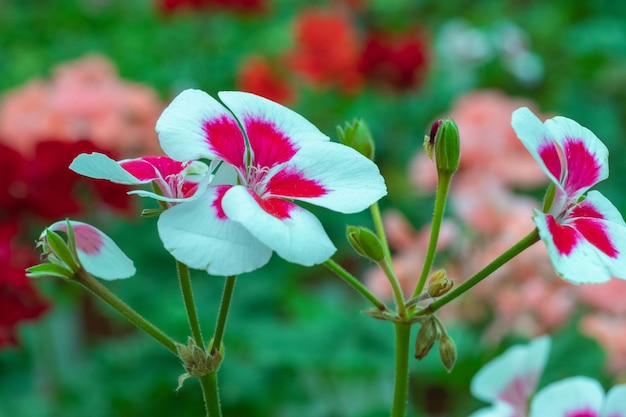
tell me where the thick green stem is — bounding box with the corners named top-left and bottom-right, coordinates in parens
top-left (418, 229), bottom-right (540, 316)
top-left (378, 259), bottom-right (407, 319)
top-left (391, 322), bottom-right (412, 417)
top-left (199, 373), bottom-right (222, 417)
top-left (324, 259), bottom-right (387, 311)
top-left (371, 202), bottom-right (391, 261)
top-left (211, 275), bottom-right (236, 351)
top-left (413, 172), bottom-right (453, 298)
top-left (176, 261), bottom-right (204, 347)
top-left (75, 270), bottom-right (177, 354)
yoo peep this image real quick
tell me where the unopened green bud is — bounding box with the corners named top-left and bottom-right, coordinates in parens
top-left (438, 333), bottom-right (457, 372)
top-left (347, 226), bottom-right (385, 262)
top-left (337, 119), bottom-right (375, 160)
top-left (426, 269), bottom-right (454, 298)
top-left (414, 318), bottom-right (438, 360)
top-left (430, 118), bottom-right (460, 175)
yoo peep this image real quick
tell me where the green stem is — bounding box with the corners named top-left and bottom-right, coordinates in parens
top-left (199, 373), bottom-right (222, 417)
top-left (75, 270), bottom-right (177, 354)
top-left (378, 259), bottom-right (407, 319)
top-left (391, 322), bottom-right (412, 417)
top-left (200, 276), bottom-right (236, 417)
top-left (418, 228), bottom-right (540, 316)
top-left (176, 261), bottom-right (204, 347)
top-left (211, 275), bottom-right (236, 351)
top-left (413, 172), bottom-right (453, 298)
top-left (324, 259), bottom-right (387, 311)
top-left (371, 202), bottom-right (391, 260)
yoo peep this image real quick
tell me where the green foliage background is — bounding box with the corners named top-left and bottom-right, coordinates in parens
top-left (1, 0), bottom-right (625, 415)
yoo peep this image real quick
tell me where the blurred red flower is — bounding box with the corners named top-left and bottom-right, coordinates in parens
top-left (0, 222), bottom-right (48, 347)
top-left (157, 0), bottom-right (266, 14)
top-left (0, 140), bottom-right (133, 222)
top-left (287, 9), bottom-right (363, 93)
top-left (358, 28), bottom-right (430, 91)
top-left (236, 56), bottom-right (296, 105)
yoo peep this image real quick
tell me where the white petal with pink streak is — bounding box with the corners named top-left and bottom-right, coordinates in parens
top-left (273, 141), bottom-right (387, 213)
top-left (221, 185), bottom-right (336, 266)
top-left (528, 377), bottom-right (603, 417)
top-left (49, 220), bottom-right (135, 280)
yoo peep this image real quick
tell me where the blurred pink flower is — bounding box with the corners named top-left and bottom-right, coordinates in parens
top-left (410, 90), bottom-right (547, 192)
top-left (580, 314), bottom-right (626, 375)
top-left (0, 54), bottom-right (163, 158)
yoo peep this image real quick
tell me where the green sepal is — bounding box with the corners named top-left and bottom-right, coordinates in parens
top-left (337, 119), bottom-right (375, 160)
top-left (26, 263), bottom-right (75, 280)
top-left (542, 183), bottom-right (556, 213)
top-left (45, 228), bottom-right (80, 272)
top-left (141, 208), bottom-right (165, 217)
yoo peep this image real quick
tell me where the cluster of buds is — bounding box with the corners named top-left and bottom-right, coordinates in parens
top-left (414, 315), bottom-right (457, 372)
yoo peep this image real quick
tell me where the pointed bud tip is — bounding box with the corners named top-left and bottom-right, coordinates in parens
top-left (431, 118), bottom-right (460, 175)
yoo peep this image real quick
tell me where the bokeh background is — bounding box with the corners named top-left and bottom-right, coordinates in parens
top-left (2, 0), bottom-right (626, 416)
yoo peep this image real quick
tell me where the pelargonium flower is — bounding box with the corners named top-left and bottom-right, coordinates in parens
top-left (529, 377), bottom-right (626, 417)
top-left (470, 336), bottom-right (551, 417)
top-left (155, 89), bottom-right (386, 275)
top-left (512, 107), bottom-right (626, 284)
top-left (33, 220), bottom-right (135, 281)
top-left (70, 153), bottom-right (218, 207)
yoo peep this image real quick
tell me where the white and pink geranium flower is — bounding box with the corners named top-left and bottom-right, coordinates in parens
top-left (469, 336), bottom-right (626, 417)
top-left (72, 90), bottom-right (386, 276)
top-left (512, 107), bottom-right (626, 284)
top-left (470, 335), bottom-right (551, 417)
top-left (70, 153), bottom-right (219, 205)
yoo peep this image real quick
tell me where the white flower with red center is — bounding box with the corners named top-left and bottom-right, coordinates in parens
top-left (40, 220), bottom-right (135, 280)
top-left (528, 377), bottom-right (626, 417)
top-left (70, 153), bottom-right (219, 206)
top-left (470, 336), bottom-right (551, 417)
top-left (154, 89), bottom-right (386, 276)
top-left (512, 107), bottom-right (626, 284)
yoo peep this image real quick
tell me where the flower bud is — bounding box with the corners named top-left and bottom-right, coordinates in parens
top-left (438, 333), bottom-right (457, 372)
top-left (429, 118), bottom-right (460, 175)
top-left (414, 318), bottom-right (438, 360)
top-left (337, 119), bottom-right (376, 160)
top-left (347, 226), bottom-right (385, 262)
top-left (426, 269), bottom-right (454, 298)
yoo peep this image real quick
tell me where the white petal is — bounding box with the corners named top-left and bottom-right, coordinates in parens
top-left (157, 187), bottom-right (273, 276)
top-left (529, 377), bottom-right (604, 417)
top-left (604, 384), bottom-right (626, 417)
top-left (218, 91), bottom-right (329, 149)
top-left (221, 185), bottom-right (336, 266)
top-left (156, 89), bottom-right (237, 161)
top-left (49, 220), bottom-right (135, 280)
top-left (272, 141), bottom-right (387, 213)
top-left (511, 107), bottom-right (563, 186)
top-left (471, 336), bottom-right (551, 407)
top-left (70, 153), bottom-right (145, 185)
